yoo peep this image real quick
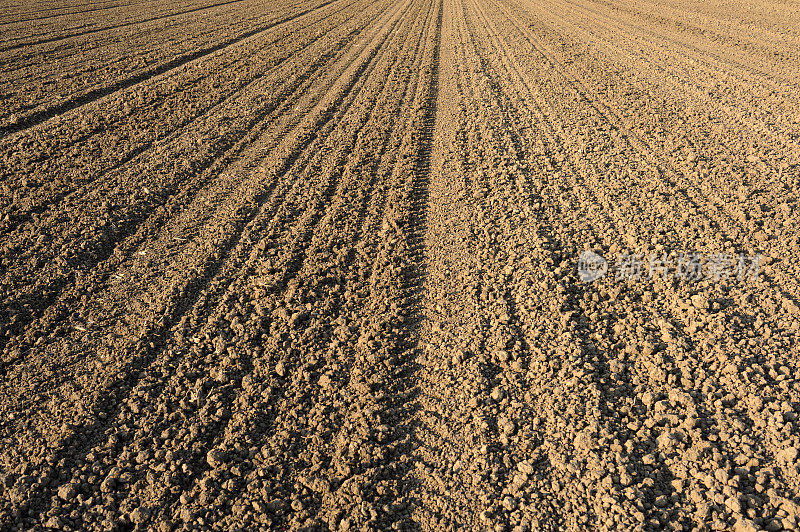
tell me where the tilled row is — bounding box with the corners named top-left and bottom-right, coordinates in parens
top-left (0, 0), bottom-right (366, 241)
top-left (1, 0), bottom-right (396, 519)
top-left (0, 0), bottom-right (374, 366)
top-left (0, 0), bottom-right (152, 25)
top-left (0, 0), bottom-right (390, 437)
top-left (505, 0), bottom-right (800, 260)
top-left (407, 0), bottom-right (800, 528)
top-left (1, 0), bottom-right (395, 448)
top-left (0, 0), bottom-right (252, 48)
top-left (0, 0), bottom-right (446, 528)
top-left (0, 0), bottom-right (324, 130)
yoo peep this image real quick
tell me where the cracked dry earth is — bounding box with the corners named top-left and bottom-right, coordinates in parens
top-left (1, 0), bottom-right (800, 530)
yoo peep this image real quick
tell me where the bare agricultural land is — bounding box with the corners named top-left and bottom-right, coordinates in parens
top-left (1, 0), bottom-right (800, 529)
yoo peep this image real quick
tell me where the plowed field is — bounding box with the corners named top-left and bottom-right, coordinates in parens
top-left (2, 0), bottom-right (800, 530)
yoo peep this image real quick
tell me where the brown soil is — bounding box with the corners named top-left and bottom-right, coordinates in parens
top-left (1, 0), bottom-right (799, 530)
